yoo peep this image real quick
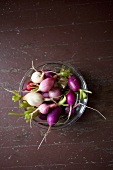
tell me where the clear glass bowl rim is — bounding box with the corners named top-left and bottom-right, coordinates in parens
top-left (19, 60), bottom-right (88, 129)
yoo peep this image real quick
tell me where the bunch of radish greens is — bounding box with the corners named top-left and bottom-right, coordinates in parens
top-left (8, 63), bottom-right (106, 149)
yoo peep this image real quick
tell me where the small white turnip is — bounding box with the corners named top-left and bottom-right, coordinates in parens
top-left (31, 71), bottom-right (44, 84)
top-left (23, 92), bottom-right (44, 107)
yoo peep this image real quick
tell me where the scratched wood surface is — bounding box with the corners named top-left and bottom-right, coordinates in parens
top-left (0, 0), bottom-right (113, 170)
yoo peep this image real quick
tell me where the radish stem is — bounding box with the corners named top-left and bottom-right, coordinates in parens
top-left (31, 61), bottom-right (38, 72)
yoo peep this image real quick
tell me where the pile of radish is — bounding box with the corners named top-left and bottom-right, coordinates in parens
top-left (8, 62), bottom-right (106, 149)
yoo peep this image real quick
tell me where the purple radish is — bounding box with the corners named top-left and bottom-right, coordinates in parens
top-left (43, 70), bottom-right (55, 78)
top-left (66, 91), bottom-right (76, 105)
top-left (47, 106), bottom-right (62, 126)
top-left (68, 75), bottom-right (80, 92)
top-left (66, 91), bottom-right (76, 120)
top-left (39, 114), bottom-right (47, 120)
top-left (37, 106), bottom-right (62, 150)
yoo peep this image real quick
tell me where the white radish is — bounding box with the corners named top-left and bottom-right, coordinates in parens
top-left (31, 71), bottom-right (44, 83)
top-left (23, 92), bottom-right (44, 107)
top-left (22, 91), bottom-right (56, 108)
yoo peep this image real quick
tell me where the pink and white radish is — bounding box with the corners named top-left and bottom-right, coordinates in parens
top-left (38, 77), bottom-right (56, 92)
top-left (49, 87), bottom-right (62, 100)
top-left (38, 103), bottom-right (50, 114)
top-left (38, 103), bottom-right (57, 114)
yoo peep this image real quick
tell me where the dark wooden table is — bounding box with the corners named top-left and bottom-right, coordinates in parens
top-left (0, 0), bottom-right (113, 170)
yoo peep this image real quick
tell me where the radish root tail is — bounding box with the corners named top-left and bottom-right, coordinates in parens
top-left (79, 102), bottom-right (106, 120)
top-left (37, 125), bottom-right (51, 150)
top-left (68, 105), bottom-right (72, 120)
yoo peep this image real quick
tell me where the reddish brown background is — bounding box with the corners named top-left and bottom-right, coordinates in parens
top-left (0, 0), bottom-right (113, 170)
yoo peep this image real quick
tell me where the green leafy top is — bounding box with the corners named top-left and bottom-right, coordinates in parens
top-left (57, 67), bottom-right (72, 89)
top-left (8, 90), bottom-right (40, 123)
top-left (12, 91), bottom-right (22, 102)
top-left (19, 101), bottom-right (31, 108)
top-left (79, 89), bottom-right (92, 100)
top-left (9, 100), bottom-right (40, 123)
top-left (57, 77), bottom-right (68, 89)
top-left (58, 68), bottom-right (72, 77)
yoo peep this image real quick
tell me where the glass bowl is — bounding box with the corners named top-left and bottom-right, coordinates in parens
top-left (19, 61), bottom-right (88, 129)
